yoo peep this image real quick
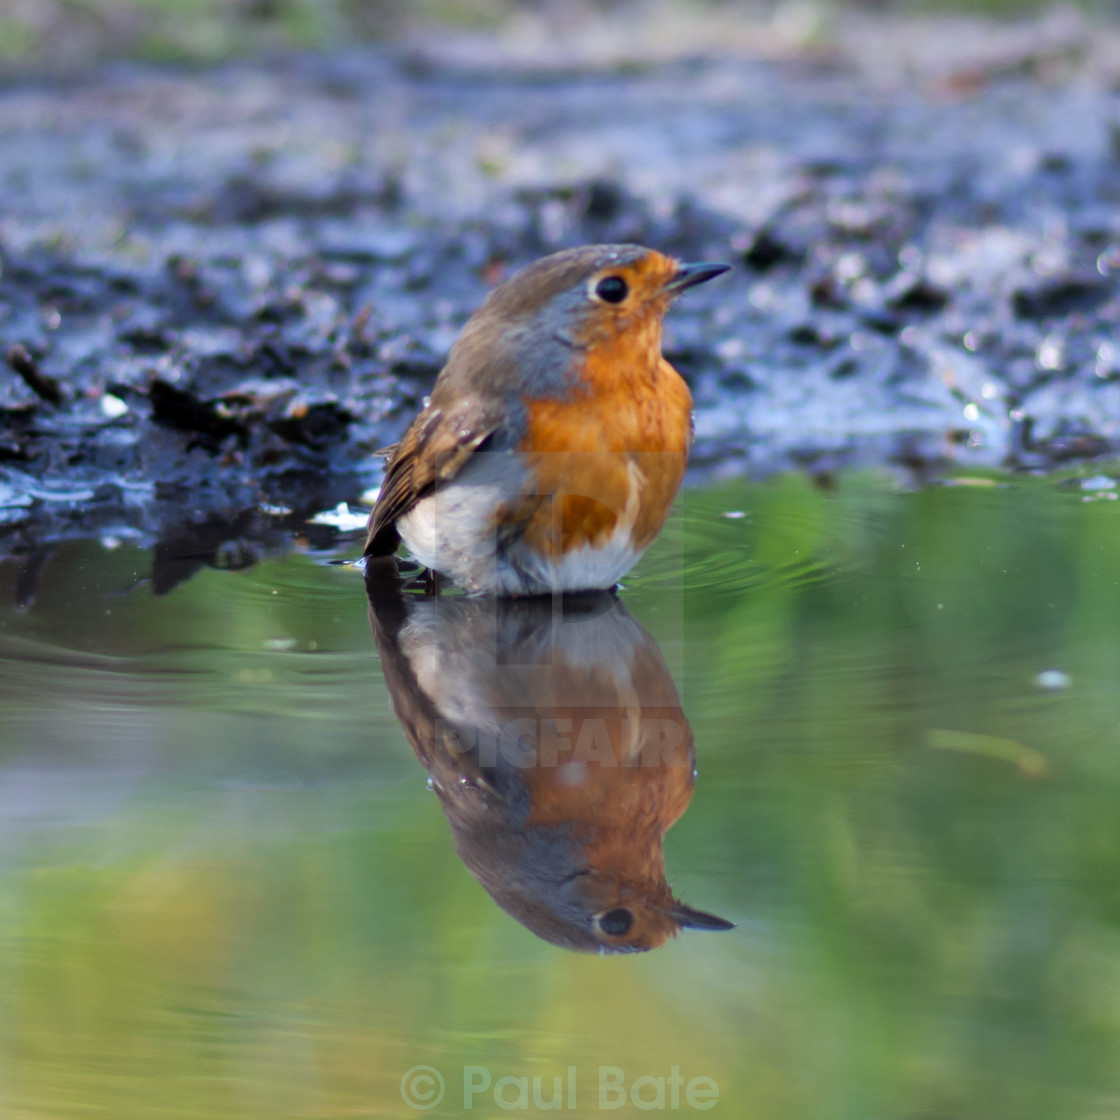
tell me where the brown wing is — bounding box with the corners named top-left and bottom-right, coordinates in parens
top-left (363, 259), bottom-right (582, 558)
top-left (363, 400), bottom-right (503, 557)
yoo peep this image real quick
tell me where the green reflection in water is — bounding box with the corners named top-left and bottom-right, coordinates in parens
top-left (1, 470), bottom-right (1119, 1118)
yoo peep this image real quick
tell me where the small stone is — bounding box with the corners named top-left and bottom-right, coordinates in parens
top-left (1034, 669), bottom-right (1072, 691)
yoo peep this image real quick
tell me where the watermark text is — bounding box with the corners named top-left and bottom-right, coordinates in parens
top-left (401, 1064), bottom-right (718, 1111)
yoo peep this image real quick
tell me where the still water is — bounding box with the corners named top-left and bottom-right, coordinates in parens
top-left (2, 471), bottom-right (1119, 1119)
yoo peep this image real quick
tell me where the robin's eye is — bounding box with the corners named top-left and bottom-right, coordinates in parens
top-left (594, 276), bottom-right (629, 304)
top-left (598, 908), bottom-right (634, 936)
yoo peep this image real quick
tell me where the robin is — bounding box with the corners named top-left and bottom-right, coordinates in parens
top-left (367, 575), bottom-right (734, 952)
top-left (364, 244), bottom-right (729, 595)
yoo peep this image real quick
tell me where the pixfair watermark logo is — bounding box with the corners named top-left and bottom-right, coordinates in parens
top-left (435, 714), bottom-right (691, 769)
top-left (400, 1065), bottom-right (718, 1111)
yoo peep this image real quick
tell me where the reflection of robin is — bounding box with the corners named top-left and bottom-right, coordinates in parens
top-left (364, 244), bottom-right (729, 595)
top-left (368, 576), bottom-right (734, 952)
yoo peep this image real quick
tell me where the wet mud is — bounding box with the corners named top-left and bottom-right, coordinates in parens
top-left (2, 18), bottom-right (1120, 563)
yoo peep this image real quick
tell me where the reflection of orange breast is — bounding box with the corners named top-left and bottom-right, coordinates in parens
top-left (498, 643), bottom-right (696, 840)
top-left (520, 706), bottom-right (695, 827)
top-left (510, 355), bottom-right (692, 558)
top-left (517, 703), bottom-right (696, 890)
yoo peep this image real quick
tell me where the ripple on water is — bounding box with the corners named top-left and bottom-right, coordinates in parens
top-left (631, 475), bottom-right (902, 602)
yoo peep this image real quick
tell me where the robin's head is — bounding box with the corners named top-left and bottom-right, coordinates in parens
top-left (440, 245), bottom-right (729, 398)
top-left (484, 243), bottom-right (728, 344)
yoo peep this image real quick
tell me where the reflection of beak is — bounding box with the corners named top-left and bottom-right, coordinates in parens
top-left (665, 261), bottom-right (731, 294)
top-left (667, 903), bottom-right (736, 931)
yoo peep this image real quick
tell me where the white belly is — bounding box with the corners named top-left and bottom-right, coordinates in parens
top-left (396, 453), bottom-right (645, 596)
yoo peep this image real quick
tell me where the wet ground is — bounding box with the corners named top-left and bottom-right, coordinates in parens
top-left (2, 13), bottom-right (1120, 564)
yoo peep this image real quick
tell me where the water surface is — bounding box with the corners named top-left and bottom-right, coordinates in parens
top-left (2, 471), bottom-right (1119, 1118)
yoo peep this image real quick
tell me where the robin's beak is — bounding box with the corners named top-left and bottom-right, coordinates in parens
top-left (665, 261), bottom-right (731, 294)
top-left (667, 903), bottom-right (736, 931)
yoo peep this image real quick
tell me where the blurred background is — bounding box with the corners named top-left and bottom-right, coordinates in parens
top-left (2, 0), bottom-right (1112, 73)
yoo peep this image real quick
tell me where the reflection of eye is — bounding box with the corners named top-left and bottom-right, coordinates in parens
top-left (598, 908), bottom-right (634, 936)
top-left (595, 276), bottom-right (629, 304)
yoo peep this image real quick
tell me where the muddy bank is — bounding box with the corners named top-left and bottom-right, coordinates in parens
top-left (2, 16), bottom-right (1120, 563)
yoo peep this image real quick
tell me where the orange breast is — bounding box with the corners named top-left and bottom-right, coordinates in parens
top-left (506, 355), bottom-right (692, 558)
